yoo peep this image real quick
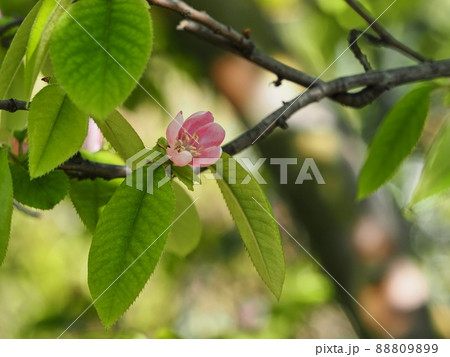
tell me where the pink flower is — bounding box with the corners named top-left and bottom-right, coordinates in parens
top-left (82, 119), bottom-right (103, 153)
top-left (166, 111), bottom-right (225, 167)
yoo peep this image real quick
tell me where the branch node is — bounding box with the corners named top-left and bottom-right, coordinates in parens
top-left (273, 76), bottom-right (283, 87)
top-left (8, 98), bottom-right (18, 113)
top-left (242, 28), bottom-right (251, 39)
top-left (277, 116), bottom-right (289, 130)
top-left (344, 0), bottom-right (428, 63)
top-left (348, 29), bottom-right (373, 72)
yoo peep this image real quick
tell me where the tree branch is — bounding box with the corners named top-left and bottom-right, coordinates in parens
top-left (223, 59), bottom-right (450, 155)
top-left (149, 0), bottom-right (318, 87)
top-left (2, 1), bottom-right (448, 180)
top-left (3, 58), bottom-right (450, 179)
top-left (344, 0), bottom-right (428, 63)
top-left (348, 29), bottom-right (373, 72)
top-left (149, 0), bottom-right (429, 110)
top-left (58, 153), bottom-right (129, 180)
top-left (0, 99), bottom-right (29, 112)
top-left (176, 19), bottom-right (385, 108)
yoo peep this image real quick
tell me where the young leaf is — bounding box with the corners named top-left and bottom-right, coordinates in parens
top-left (70, 178), bottom-right (122, 232)
top-left (93, 110), bottom-right (145, 160)
top-left (28, 85), bottom-right (89, 178)
top-left (9, 161), bottom-right (69, 210)
top-left (88, 167), bottom-right (175, 328)
top-left (0, 0), bottom-right (42, 99)
top-left (358, 85), bottom-right (436, 199)
top-left (165, 182), bottom-right (201, 257)
top-left (172, 164), bottom-right (198, 192)
top-left (0, 148), bottom-right (14, 266)
top-left (211, 153), bottom-right (285, 298)
top-left (25, 0), bottom-right (72, 97)
top-left (50, 0), bottom-right (153, 118)
top-left (26, 0), bottom-right (55, 61)
top-left (411, 123), bottom-right (450, 204)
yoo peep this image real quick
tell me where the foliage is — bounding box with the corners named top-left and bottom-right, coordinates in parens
top-left (28, 84), bottom-right (88, 178)
top-left (50, 0), bottom-right (153, 118)
top-left (69, 177), bottom-right (122, 233)
top-left (9, 160), bottom-right (69, 209)
top-left (88, 167), bottom-right (174, 328)
top-left (358, 85), bottom-right (436, 199)
top-left (0, 0), bottom-right (449, 338)
top-left (412, 122), bottom-right (450, 204)
top-left (0, 0), bottom-right (286, 323)
top-left (0, 0), bottom-right (40, 99)
top-left (165, 182), bottom-right (201, 257)
top-left (0, 148), bottom-right (13, 266)
top-left (93, 110), bottom-right (145, 160)
top-left (211, 154), bottom-right (285, 299)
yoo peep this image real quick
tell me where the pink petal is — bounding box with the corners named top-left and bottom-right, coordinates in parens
top-left (167, 147), bottom-right (193, 167)
top-left (191, 146), bottom-right (222, 167)
top-left (166, 111), bottom-right (184, 146)
top-left (82, 119), bottom-right (103, 153)
top-left (182, 111), bottom-right (214, 135)
top-left (196, 123), bottom-right (225, 148)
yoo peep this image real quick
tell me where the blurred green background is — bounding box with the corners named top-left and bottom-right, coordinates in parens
top-left (0, 0), bottom-right (449, 338)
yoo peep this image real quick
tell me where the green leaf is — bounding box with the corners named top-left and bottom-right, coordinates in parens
top-left (211, 153), bottom-right (285, 298)
top-left (26, 0), bottom-right (55, 61)
top-left (28, 85), bottom-right (89, 178)
top-left (172, 164), bottom-right (198, 192)
top-left (165, 182), bottom-right (201, 257)
top-left (358, 85), bottom-right (436, 199)
top-left (50, 0), bottom-right (153, 118)
top-left (70, 178), bottom-right (122, 232)
top-left (13, 128), bottom-right (27, 143)
top-left (0, 147), bottom-right (14, 266)
top-left (411, 122), bottom-right (450, 204)
top-left (88, 167), bottom-right (175, 328)
top-left (93, 110), bottom-right (145, 160)
top-left (0, 0), bottom-right (42, 99)
top-left (445, 92), bottom-right (450, 107)
top-left (25, 0), bottom-right (72, 97)
top-left (9, 161), bottom-right (69, 210)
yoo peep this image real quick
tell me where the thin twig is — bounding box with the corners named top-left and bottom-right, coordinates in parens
top-left (13, 201), bottom-right (41, 218)
top-left (3, 58), bottom-right (450, 180)
top-left (149, 0), bottom-right (318, 87)
top-left (223, 59), bottom-right (450, 155)
top-left (348, 29), bottom-right (373, 72)
top-left (151, 0), bottom-right (426, 109)
top-left (149, 0), bottom-right (247, 46)
top-left (175, 17), bottom-right (386, 108)
top-left (2, 1), bottom-right (448, 180)
top-left (344, 0), bottom-right (428, 62)
top-left (58, 153), bottom-right (129, 180)
top-left (33, 58), bottom-right (450, 180)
